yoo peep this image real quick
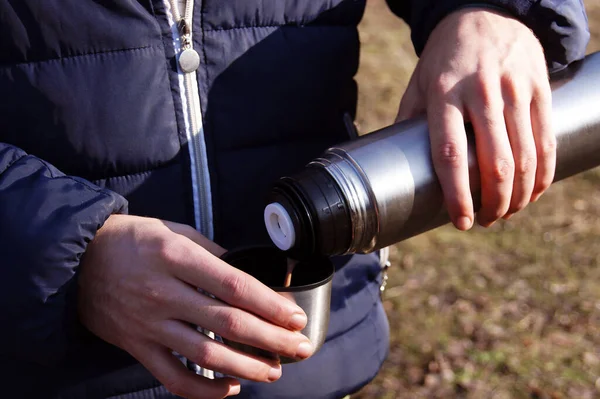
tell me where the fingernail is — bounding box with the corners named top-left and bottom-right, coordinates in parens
top-left (229, 384), bottom-right (241, 396)
top-left (456, 216), bottom-right (472, 231)
top-left (268, 366), bottom-right (282, 382)
top-left (296, 341), bottom-right (314, 359)
top-left (531, 194), bottom-right (540, 202)
top-left (289, 312), bottom-right (307, 330)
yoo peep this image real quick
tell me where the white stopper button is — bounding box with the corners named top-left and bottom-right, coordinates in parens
top-left (179, 48), bottom-right (200, 73)
top-left (264, 203), bottom-right (296, 251)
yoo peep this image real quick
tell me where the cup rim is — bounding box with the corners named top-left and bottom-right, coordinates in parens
top-left (220, 245), bottom-right (334, 292)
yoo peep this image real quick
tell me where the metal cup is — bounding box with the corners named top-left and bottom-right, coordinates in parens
top-left (220, 246), bottom-right (334, 363)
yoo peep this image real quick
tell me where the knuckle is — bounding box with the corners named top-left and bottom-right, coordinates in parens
top-left (429, 74), bottom-right (455, 95)
top-left (270, 302), bottom-right (288, 324)
top-left (516, 155), bottom-right (536, 175)
top-left (486, 204), bottom-right (510, 221)
top-left (194, 341), bottom-right (219, 369)
top-left (490, 158), bottom-right (514, 183)
top-left (508, 201), bottom-right (527, 214)
top-left (155, 236), bottom-right (174, 258)
top-left (509, 195), bottom-right (530, 213)
top-left (140, 278), bottom-right (169, 305)
top-left (271, 339), bottom-right (290, 357)
top-left (221, 273), bottom-right (249, 303)
top-left (535, 177), bottom-right (553, 194)
top-left (143, 234), bottom-right (167, 259)
top-left (218, 310), bottom-right (246, 337)
top-left (539, 138), bottom-right (557, 158)
top-left (434, 141), bottom-right (462, 168)
top-left (274, 332), bottom-right (298, 356)
top-left (156, 236), bottom-right (186, 265)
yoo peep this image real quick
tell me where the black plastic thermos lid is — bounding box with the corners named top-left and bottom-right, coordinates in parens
top-left (264, 166), bottom-right (352, 259)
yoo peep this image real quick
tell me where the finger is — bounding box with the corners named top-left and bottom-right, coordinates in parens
top-left (163, 221), bottom-right (227, 257)
top-left (468, 77), bottom-right (515, 227)
top-left (427, 95), bottom-right (474, 230)
top-left (159, 320), bottom-right (283, 383)
top-left (502, 76), bottom-right (537, 218)
top-left (134, 343), bottom-right (240, 399)
top-left (170, 280), bottom-right (314, 360)
top-left (530, 82), bottom-right (556, 202)
top-left (169, 247), bottom-right (307, 332)
top-left (396, 74), bottom-right (426, 122)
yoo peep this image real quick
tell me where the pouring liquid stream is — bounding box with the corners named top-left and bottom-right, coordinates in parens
top-left (284, 259), bottom-right (297, 288)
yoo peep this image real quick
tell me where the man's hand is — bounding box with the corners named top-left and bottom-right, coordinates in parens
top-left (397, 8), bottom-right (555, 228)
top-left (78, 215), bottom-right (314, 399)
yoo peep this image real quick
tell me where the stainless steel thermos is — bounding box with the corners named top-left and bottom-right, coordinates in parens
top-left (264, 51), bottom-right (600, 258)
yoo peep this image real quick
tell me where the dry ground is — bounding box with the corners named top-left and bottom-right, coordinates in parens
top-left (353, 1), bottom-right (600, 398)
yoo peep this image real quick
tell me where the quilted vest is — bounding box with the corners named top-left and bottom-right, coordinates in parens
top-left (0, 1), bottom-right (388, 398)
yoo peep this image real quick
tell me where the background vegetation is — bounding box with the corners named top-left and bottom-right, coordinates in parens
top-left (353, 2), bottom-right (600, 398)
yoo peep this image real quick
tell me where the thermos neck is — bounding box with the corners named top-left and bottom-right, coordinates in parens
top-left (309, 150), bottom-right (381, 254)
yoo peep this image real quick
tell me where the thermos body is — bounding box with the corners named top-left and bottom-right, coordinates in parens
top-left (264, 51), bottom-right (600, 258)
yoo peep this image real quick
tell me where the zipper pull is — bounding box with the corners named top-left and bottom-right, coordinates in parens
top-left (177, 19), bottom-right (200, 73)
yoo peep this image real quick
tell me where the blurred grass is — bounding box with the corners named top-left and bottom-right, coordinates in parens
top-left (353, 1), bottom-right (600, 398)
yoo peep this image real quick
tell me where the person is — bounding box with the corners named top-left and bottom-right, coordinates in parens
top-left (0, 0), bottom-right (589, 398)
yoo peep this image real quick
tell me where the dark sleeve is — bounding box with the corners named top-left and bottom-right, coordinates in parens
top-left (0, 142), bottom-right (128, 366)
top-left (386, 0), bottom-right (590, 72)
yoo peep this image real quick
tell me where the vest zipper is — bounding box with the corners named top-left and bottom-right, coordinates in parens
top-left (167, 0), bottom-right (213, 240)
top-left (165, 0), bottom-right (215, 379)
